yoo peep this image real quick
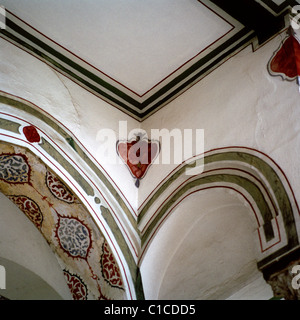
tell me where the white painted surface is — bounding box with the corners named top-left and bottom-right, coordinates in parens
top-left (140, 188), bottom-right (272, 300)
top-left (0, 37), bottom-right (140, 211)
top-left (1, 0), bottom-right (232, 94)
top-left (0, 192), bottom-right (72, 299)
top-left (139, 33), bottom-right (300, 210)
top-left (1, 25), bottom-right (299, 300)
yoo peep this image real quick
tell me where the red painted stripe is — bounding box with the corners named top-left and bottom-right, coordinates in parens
top-left (139, 185), bottom-right (282, 264)
top-left (0, 132), bottom-right (134, 300)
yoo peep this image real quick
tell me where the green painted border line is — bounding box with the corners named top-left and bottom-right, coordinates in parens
top-left (141, 174), bottom-right (276, 246)
top-left (100, 205), bottom-right (144, 299)
top-left (0, 31), bottom-right (142, 119)
top-left (261, 0), bottom-right (290, 13)
top-left (1, 17), bottom-right (258, 120)
top-left (140, 28), bottom-right (254, 109)
top-left (139, 151), bottom-right (295, 223)
top-left (0, 118), bottom-right (21, 133)
top-left (3, 17), bottom-right (141, 109)
top-left (139, 31), bottom-right (255, 118)
top-left (0, 94), bottom-right (139, 234)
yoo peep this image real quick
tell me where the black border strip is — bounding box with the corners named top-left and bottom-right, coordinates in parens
top-left (0, 1), bottom-right (289, 120)
top-left (2, 18), bottom-right (142, 108)
top-left (139, 30), bottom-right (255, 119)
top-left (0, 15), bottom-right (255, 120)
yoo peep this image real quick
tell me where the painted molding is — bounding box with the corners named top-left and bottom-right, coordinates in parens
top-left (138, 147), bottom-right (300, 271)
top-left (0, 91), bottom-right (299, 299)
top-left (0, 0), bottom-right (286, 120)
top-left (0, 91), bottom-right (140, 300)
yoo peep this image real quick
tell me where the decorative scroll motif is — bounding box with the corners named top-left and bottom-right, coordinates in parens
top-left (117, 133), bottom-right (160, 187)
top-left (46, 170), bottom-right (77, 203)
top-left (101, 241), bottom-right (124, 290)
top-left (8, 195), bottom-right (43, 229)
top-left (0, 154), bottom-right (30, 184)
top-left (64, 270), bottom-right (88, 300)
top-left (56, 215), bottom-right (92, 259)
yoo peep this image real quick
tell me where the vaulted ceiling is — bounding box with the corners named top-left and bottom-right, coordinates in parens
top-left (0, 0), bottom-right (294, 120)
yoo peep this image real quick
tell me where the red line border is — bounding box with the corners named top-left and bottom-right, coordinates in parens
top-left (139, 185), bottom-right (282, 264)
top-left (4, 2), bottom-right (235, 98)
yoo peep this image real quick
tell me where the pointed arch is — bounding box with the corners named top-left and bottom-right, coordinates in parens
top-left (138, 147), bottom-right (300, 274)
top-left (0, 90), bottom-right (141, 299)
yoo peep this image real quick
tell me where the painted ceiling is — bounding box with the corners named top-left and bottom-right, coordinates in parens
top-left (0, 0), bottom-right (294, 120)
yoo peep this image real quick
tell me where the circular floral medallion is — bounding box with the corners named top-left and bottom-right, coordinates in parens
top-left (56, 215), bottom-right (92, 259)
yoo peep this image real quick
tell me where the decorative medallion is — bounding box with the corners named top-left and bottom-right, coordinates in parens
top-left (268, 30), bottom-right (300, 85)
top-left (0, 153), bottom-right (31, 184)
top-left (0, 142), bottom-right (126, 300)
top-left (46, 170), bottom-right (77, 203)
top-left (116, 133), bottom-right (160, 187)
top-left (23, 125), bottom-right (41, 143)
top-left (100, 241), bottom-right (124, 290)
top-left (8, 195), bottom-right (43, 229)
top-left (55, 215), bottom-right (92, 259)
top-left (63, 270), bottom-right (88, 300)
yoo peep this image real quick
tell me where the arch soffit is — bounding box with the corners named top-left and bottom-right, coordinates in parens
top-left (0, 91), bottom-right (139, 299)
top-left (138, 147), bottom-right (300, 271)
top-left (1, 90), bottom-right (300, 297)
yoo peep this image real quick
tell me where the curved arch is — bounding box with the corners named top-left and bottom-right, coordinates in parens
top-left (0, 257), bottom-right (66, 300)
top-left (0, 141), bottom-right (127, 299)
top-left (0, 191), bottom-right (71, 300)
top-left (139, 147), bottom-right (300, 272)
top-left (0, 91), bottom-right (141, 299)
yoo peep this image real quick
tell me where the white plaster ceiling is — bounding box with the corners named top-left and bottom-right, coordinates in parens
top-left (0, 0), bottom-right (291, 120)
top-left (1, 0), bottom-right (232, 95)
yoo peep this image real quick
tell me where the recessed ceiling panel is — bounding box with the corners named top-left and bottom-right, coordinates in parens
top-left (2, 0), bottom-right (233, 95)
top-left (0, 0), bottom-right (291, 120)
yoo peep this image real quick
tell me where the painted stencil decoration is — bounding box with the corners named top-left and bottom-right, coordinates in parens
top-left (56, 215), bottom-right (92, 259)
top-left (46, 170), bottom-right (77, 203)
top-left (64, 270), bottom-right (88, 300)
top-left (116, 134), bottom-right (160, 187)
top-left (268, 32), bottom-right (300, 83)
top-left (23, 125), bottom-right (41, 143)
top-left (0, 154), bottom-right (31, 184)
top-left (101, 241), bottom-right (124, 290)
top-left (8, 195), bottom-right (43, 229)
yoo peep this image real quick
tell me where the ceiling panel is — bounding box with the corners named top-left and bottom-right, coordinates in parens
top-left (0, 0), bottom-right (292, 120)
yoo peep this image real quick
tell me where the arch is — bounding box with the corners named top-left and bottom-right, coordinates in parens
top-left (0, 190), bottom-right (72, 299)
top-left (0, 91), bottom-right (141, 299)
top-left (0, 141), bottom-right (126, 299)
top-left (141, 188), bottom-right (271, 299)
top-left (0, 257), bottom-right (67, 300)
top-left (1, 90), bottom-right (299, 299)
top-left (138, 147), bottom-right (300, 273)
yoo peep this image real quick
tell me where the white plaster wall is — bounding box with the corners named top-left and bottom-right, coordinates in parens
top-left (139, 33), bottom-right (300, 211)
top-left (140, 188), bottom-right (273, 300)
top-left (139, 33), bottom-right (300, 299)
top-left (0, 192), bottom-right (71, 299)
top-left (2, 29), bottom-right (300, 300)
top-left (0, 38), bottom-right (140, 211)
